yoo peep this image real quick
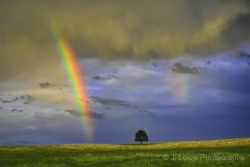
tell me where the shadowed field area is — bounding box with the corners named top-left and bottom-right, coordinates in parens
top-left (0, 138), bottom-right (249, 167)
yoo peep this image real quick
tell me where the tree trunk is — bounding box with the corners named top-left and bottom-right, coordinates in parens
top-left (140, 141), bottom-right (142, 144)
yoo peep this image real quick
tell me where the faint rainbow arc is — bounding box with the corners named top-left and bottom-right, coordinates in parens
top-left (53, 31), bottom-right (93, 140)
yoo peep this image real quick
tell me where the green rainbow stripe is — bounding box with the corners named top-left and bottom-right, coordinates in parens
top-left (53, 31), bottom-right (93, 140)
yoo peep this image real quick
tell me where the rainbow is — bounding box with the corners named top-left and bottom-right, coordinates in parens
top-left (170, 74), bottom-right (189, 104)
top-left (53, 31), bottom-right (93, 140)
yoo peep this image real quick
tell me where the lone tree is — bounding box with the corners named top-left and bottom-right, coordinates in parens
top-left (135, 130), bottom-right (148, 144)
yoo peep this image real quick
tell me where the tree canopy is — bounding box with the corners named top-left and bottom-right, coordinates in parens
top-left (135, 130), bottom-right (148, 144)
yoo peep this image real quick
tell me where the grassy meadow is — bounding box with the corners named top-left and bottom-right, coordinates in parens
top-left (0, 138), bottom-right (249, 167)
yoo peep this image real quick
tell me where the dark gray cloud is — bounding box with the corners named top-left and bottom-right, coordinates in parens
top-left (91, 112), bottom-right (105, 120)
top-left (11, 109), bottom-right (23, 112)
top-left (171, 62), bottom-right (199, 74)
top-left (90, 96), bottom-right (130, 107)
top-left (64, 109), bottom-right (105, 120)
top-left (1, 94), bottom-right (35, 104)
top-left (39, 82), bottom-right (52, 88)
top-left (93, 75), bottom-right (118, 81)
top-left (234, 50), bottom-right (250, 59)
top-left (138, 109), bottom-right (156, 118)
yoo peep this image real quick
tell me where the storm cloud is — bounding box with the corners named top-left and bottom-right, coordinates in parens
top-left (1, 0), bottom-right (250, 77)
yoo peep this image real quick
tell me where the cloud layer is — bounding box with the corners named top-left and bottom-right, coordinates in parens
top-left (1, 52), bottom-right (250, 145)
top-left (1, 0), bottom-right (250, 77)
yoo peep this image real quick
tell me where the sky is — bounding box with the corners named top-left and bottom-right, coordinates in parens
top-left (0, 0), bottom-right (250, 145)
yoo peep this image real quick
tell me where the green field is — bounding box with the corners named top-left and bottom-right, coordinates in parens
top-left (0, 138), bottom-right (249, 167)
